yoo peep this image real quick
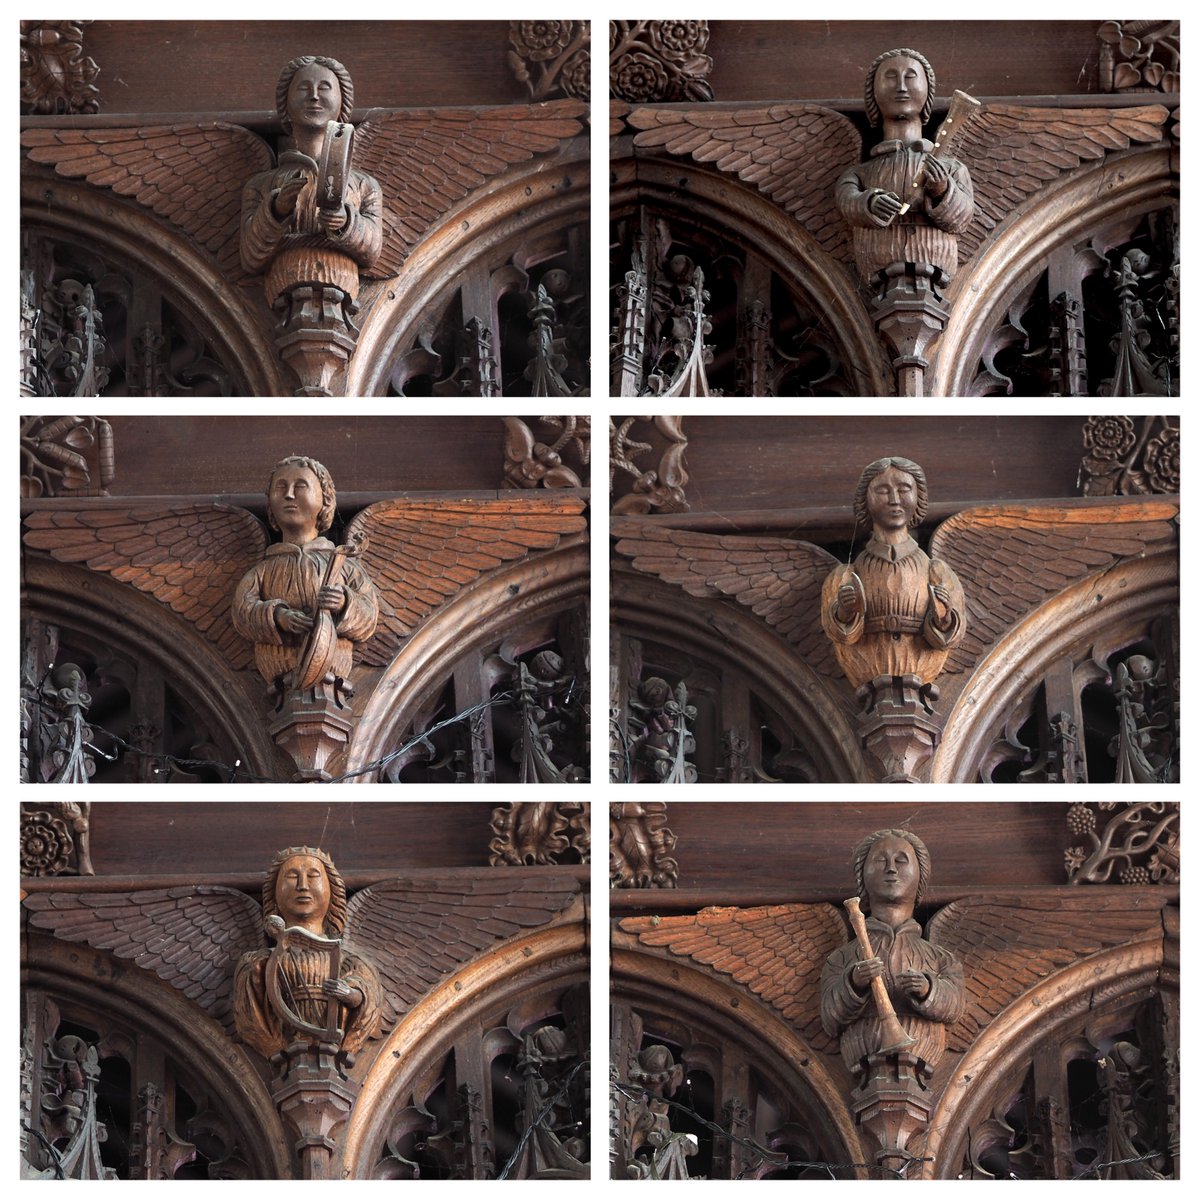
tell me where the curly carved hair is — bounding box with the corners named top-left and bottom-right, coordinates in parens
top-left (864, 47), bottom-right (936, 128)
top-left (853, 828), bottom-right (931, 909)
top-left (852, 456), bottom-right (928, 531)
top-left (276, 55), bottom-right (354, 134)
top-left (266, 455), bottom-right (336, 534)
top-left (263, 845), bottom-right (348, 938)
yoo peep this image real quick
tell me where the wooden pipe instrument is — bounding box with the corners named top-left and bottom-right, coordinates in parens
top-left (843, 896), bottom-right (917, 1054)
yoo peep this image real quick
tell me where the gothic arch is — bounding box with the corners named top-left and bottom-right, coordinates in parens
top-left (341, 919), bottom-right (588, 1178)
top-left (348, 153), bottom-right (590, 395)
top-left (613, 152), bottom-right (890, 394)
top-left (611, 942), bottom-right (864, 1177)
top-left (930, 553), bottom-right (1178, 782)
top-left (20, 177), bottom-right (286, 396)
top-left (347, 542), bottom-right (588, 775)
top-left (22, 557), bottom-right (282, 779)
top-left (935, 146), bottom-right (1177, 395)
top-left (613, 567), bottom-right (865, 782)
top-left (23, 933), bottom-right (290, 1179)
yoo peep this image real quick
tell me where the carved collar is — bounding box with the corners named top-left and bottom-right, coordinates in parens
top-left (264, 536), bottom-right (336, 557)
top-left (865, 914), bottom-right (923, 939)
top-left (860, 534), bottom-right (921, 564)
top-left (870, 137), bottom-right (934, 158)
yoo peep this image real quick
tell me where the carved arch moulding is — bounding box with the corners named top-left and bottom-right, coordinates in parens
top-left (21, 416), bottom-right (590, 784)
top-left (609, 415), bottom-right (1178, 784)
top-left (609, 21), bottom-right (1178, 397)
top-left (20, 21), bottom-right (589, 397)
top-left (608, 802), bottom-right (1178, 1180)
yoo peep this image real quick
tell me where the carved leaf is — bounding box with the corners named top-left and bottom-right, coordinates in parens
top-left (346, 872), bottom-right (583, 1028)
top-left (20, 123), bottom-right (274, 279)
top-left (619, 903), bottom-right (847, 1051)
top-left (612, 518), bottom-right (843, 677)
top-left (353, 99), bottom-right (587, 278)
top-left (22, 886), bottom-right (263, 1034)
top-left (927, 892), bottom-right (1170, 1053)
top-left (22, 504), bottom-right (269, 673)
top-left (928, 500), bottom-right (1178, 675)
top-left (956, 104), bottom-right (1170, 262)
top-left (625, 103), bottom-right (861, 263)
top-left (347, 495), bottom-right (588, 668)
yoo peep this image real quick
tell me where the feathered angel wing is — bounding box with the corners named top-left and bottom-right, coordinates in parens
top-left (955, 103), bottom-right (1170, 263)
top-left (22, 504), bottom-right (270, 673)
top-left (618, 903), bottom-right (847, 1052)
top-left (20, 123), bottom-right (274, 279)
top-left (353, 99), bottom-right (587, 278)
top-left (927, 891), bottom-right (1172, 1053)
top-left (22, 886), bottom-right (263, 1035)
top-left (929, 499), bottom-right (1178, 676)
top-left (347, 494), bottom-right (588, 668)
top-left (345, 871), bottom-right (585, 1029)
top-left (625, 104), bottom-right (861, 264)
top-left (612, 518), bottom-right (844, 676)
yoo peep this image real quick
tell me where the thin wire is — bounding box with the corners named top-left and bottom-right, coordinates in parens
top-left (496, 1057), bottom-right (589, 1181)
top-left (21, 1124), bottom-right (67, 1179)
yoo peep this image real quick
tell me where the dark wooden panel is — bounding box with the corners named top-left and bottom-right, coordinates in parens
top-left (706, 21), bottom-right (1107, 102)
top-left (679, 416), bottom-right (1086, 515)
top-left (104, 416), bottom-right (508, 496)
top-left (83, 800), bottom-right (501, 878)
top-left (651, 801), bottom-right (1072, 896)
top-left (83, 21), bottom-right (527, 114)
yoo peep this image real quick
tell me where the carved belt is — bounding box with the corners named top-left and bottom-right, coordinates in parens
top-left (865, 614), bottom-right (923, 635)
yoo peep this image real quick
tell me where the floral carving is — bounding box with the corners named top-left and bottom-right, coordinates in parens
top-left (20, 809), bottom-right (75, 877)
top-left (503, 417), bottom-right (589, 489)
top-left (1097, 21), bottom-right (1180, 94)
top-left (1064, 801), bottom-right (1180, 885)
top-left (611, 802), bottom-right (680, 888)
top-left (1079, 415), bottom-right (1180, 496)
top-left (610, 417), bottom-right (689, 514)
top-left (20, 21), bottom-right (100, 115)
top-left (20, 416), bottom-right (115, 498)
top-left (508, 20), bottom-right (590, 101)
top-left (610, 21), bottom-right (713, 103)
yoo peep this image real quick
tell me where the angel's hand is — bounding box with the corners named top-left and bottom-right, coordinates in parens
top-left (276, 607), bottom-right (314, 635)
top-left (837, 579), bottom-right (865, 622)
top-left (317, 584), bottom-right (346, 614)
top-left (928, 582), bottom-right (952, 629)
top-left (867, 189), bottom-right (904, 226)
top-left (271, 175), bottom-right (308, 219)
top-left (318, 205), bottom-right (349, 235)
top-left (851, 956), bottom-right (884, 992)
top-left (923, 154), bottom-right (950, 198)
top-left (896, 970), bottom-right (932, 1002)
top-left (321, 978), bottom-right (363, 1008)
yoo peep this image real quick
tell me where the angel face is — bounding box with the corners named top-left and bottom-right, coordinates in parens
top-left (276, 853), bottom-right (332, 928)
top-left (862, 834), bottom-right (920, 911)
top-left (866, 465), bottom-right (919, 533)
top-left (873, 54), bottom-right (929, 125)
top-left (268, 463), bottom-right (324, 541)
top-left (287, 62), bottom-right (342, 134)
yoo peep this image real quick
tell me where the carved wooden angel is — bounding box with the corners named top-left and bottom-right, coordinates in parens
top-left (624, 57), bottom-right (1169, 286)
top-left (23, 863), bottom-right (583, 1061)
top-left (613, 494), bottom-right (1177, 703)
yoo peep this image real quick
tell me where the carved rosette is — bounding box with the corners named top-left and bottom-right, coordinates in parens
top-left (20, 808), bottom-right (75, 877)
top-left (20, 21), bottom-right (100, 114)
top-left (508, 20), bottom-right (590, 101)
top-left (1097, 21), bottom-right (1180, 94)
top-left (1064, 802), bottom-right (1180, 884)
top-left (1080, 416), bottom-right (1179, 496)
top-left (610, 21), bottom-right (713, 102)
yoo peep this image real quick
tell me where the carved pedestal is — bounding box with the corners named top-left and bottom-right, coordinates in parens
top-left (272, 284), bottom-right (359, 397)
top-left (269, 686), bottom-right (354, 782)
top-left (871, 264), bottom-right (950, 398)
top-left (853, 1050), bottom-right (933, 1178)
top-left (856, 674), bottom-right (941, 784)
top-left (271, 1041), bottom-right (356, 1180)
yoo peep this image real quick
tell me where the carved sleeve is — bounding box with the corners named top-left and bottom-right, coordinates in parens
top-left (231, 561), bottom-right (286, 646)
top-left (232, 950), bottom-right (278, 1058)
top-left (341, 952), bottom-right (385, 1055)
top-left (834, 165), bottom-right (887, 229)
top-left (921, 557), bottom-right (966, 651)
top-left (327, 172), bottom-right (384, 271)
top-left (820, 943), bottom-right (870, 1037)
top-left (820, 564), bottom-right (864, 645)
top-left (334, 558), bottom-right (379, 644)
top-left (923, 155), bottom-right (974, 234)
top-left (239, 172), bottom-right (290, 275)
top-left (907, 943), bottom-right (966, 1025)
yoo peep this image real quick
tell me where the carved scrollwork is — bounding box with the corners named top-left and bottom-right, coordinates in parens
top-left (610, 417), bottom-right (689, 515)
top-left (508, 21), bottom-right (590, 101)
top-left (502, 416), bottom-right (590, 490)
top-left (20, 21), bottom-right (100, 115)
top-left (610, 21), bottom-right (714, 103)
